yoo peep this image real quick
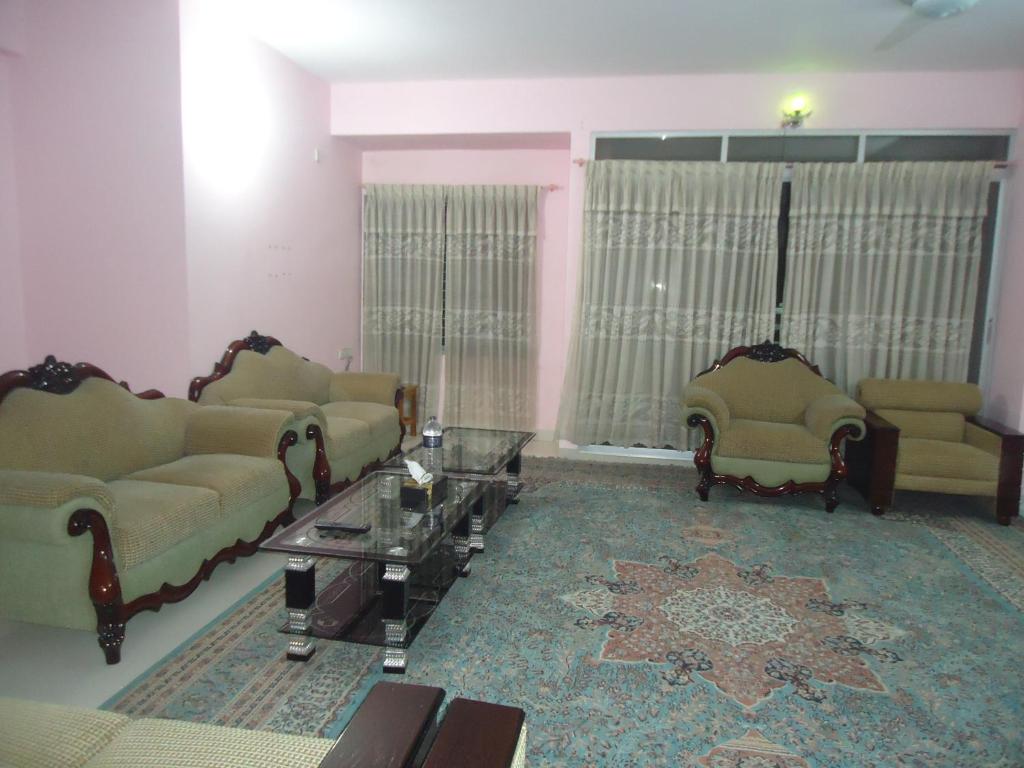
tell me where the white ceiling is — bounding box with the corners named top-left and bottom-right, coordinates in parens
top-left (228, 0), bottom-right (1024, 83)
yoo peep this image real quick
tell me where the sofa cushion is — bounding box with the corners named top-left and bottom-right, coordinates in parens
top-left (322, 401), bottom-right (400, 445)
top-left (324, 416), bottom-right (372, 459)
top-left (897, 438), bottom-right (999, 483)
top-left (85, 718), bottom-right (332, 768)
top-left (196, 347), bottom-right (332, 405)
top-left (696, 357), bottom-right (839, 424)
top-left (876, 408), bottom-right (964, 442)
top-left (107, 480), bottom-right (221, 570)
top-left (0, 697), bottom-right (130, 768)
top-left (127, 455), bottom-right (284, 518)
top-left (0, 378), bottom-right (194, 481)
top-left (857, 378), bottom-right (982, 415)
top-left (717, 419), bottom-right (829, 464)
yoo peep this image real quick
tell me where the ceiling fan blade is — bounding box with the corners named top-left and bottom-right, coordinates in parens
top-left (875, 11), bottom-right (933, 51)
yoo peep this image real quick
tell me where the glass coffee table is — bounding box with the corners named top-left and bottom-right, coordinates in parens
top-left (261, 471), bottom-right (485, 673)
top-left (384, 427), bottom-right (535, 550)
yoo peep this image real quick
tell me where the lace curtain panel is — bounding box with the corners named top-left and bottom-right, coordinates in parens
top-left (444, 185), bottom-right (538, 430)
top-left (362, 185), bottom-right (446, 415)
top-left (557, 161), bottom-right (783, 448)
top-left (781, 162), bottom-right (992, 393)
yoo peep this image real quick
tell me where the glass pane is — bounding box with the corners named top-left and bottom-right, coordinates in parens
top-left (865, 135), bottom-right (1010, 162)
top-left (594, 136), bottom-right (722, 161)
top-left (728, 136), bottom-right (859, 162)
top-left (386, 427), bottom-right (535, 475)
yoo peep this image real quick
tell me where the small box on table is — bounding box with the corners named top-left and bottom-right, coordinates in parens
top-left (401, 475), bottom-right (448, 511)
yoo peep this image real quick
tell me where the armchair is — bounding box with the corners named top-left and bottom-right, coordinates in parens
top-left (682, 341), bottom-right (865, 512)
top-left (847, 378), bottom-right (1023, 525)
top-left (189, 331), bottom-right (403, 502)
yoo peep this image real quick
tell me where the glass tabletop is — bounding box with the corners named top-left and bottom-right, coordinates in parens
top-left (262, 472), bottom-right (484, 564)
top-left (385, 426), bottom-right (535, 476)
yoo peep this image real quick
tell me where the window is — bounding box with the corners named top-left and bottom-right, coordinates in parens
top-left (594, 136), bottom-right (721, 161)
top-left (593, 132), bottom-right (1012, 383)
top-left (728, 135), bottom-right (858, 163)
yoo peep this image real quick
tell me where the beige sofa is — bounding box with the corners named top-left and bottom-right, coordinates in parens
top-left (189, 332), bottom-right (403, 502)
top-left (0, 356), bottom-right (301, 664)
top-left (0, 697), bottom-right (333, 768)
top-left (848, 378), bottom-right (1023, 525)
top-left (682, 341), bottom-right (865, 512)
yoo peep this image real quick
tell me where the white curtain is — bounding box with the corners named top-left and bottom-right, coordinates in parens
top-left (781, 162), bottom-right (991, 393)
top-left (444, 185), bottom-right (538, 430)
top-left (362, 185), bottom-right (446, 415)
top-left (557, 161), bottom-right (783, 448)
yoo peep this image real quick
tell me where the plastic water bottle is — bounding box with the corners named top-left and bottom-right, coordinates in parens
top-left (422, 416), bottom-right (443, 476)
top-left (423, 416), bottom-right (442, 449)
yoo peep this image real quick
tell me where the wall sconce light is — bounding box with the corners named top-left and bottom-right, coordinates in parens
top-left (781, 95), bottom-right (812, 129)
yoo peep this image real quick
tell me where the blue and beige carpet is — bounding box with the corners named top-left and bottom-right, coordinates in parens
top-left (107, 459), bottom-right (1024, 766)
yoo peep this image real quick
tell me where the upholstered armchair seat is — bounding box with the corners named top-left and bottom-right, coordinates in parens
top-left (847, 378), bottom-right (1022, 525)
top-left (191, 333), bottom-right (403, 502)
top-left (683, 342), bottom-right (865, 512)
top-left (0, 359), bottom-right (302, 663)
top-left (716, 420), bottom-right (831, 464)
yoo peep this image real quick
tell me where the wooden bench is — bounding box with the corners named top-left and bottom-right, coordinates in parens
top-left (319, 682), bottom-right (527, 768)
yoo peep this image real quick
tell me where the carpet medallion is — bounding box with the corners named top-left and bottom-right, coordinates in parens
top-left (106, 459), bottom-right (1024, 766)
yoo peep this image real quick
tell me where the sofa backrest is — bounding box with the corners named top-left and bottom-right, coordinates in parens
top-left (0, 377), bottom-right (194, 481)
top-left (856, 378), bottom-right (981, 443)
top-left (196, 347), bottom-right (332, 406)
top-left (696, 356), bottom-right (839, 423)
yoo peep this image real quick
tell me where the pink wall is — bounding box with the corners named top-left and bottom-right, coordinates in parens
top-left (11, 0), bottom-right (190, 394)
top-left (333, 70), bottom-right (1024, 431)
top-left (987, 94), bottom-right (1024, 430)
top-left (362, 148), bottom-right (570, 431)
top-left (180, 0), bottom-right (363, 380)
top-left (0, 58), bottom-right (26, 372)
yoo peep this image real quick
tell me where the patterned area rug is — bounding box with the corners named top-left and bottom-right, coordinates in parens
top-left (107, 458), bottom-right (1024, 766)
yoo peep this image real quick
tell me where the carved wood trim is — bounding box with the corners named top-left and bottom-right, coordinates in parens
top-left (0, 355), bottom-right (166, 405)
top-left (686, 413), bottom-right (862, 513)
top-left (307, 424), bottom-right (332, 504)
top-left (67, 509), bottom-right (126, 665)
top-left (121, 505), bottom-right (295, 620)
top-left (188, 330), bottom-right (284, 402)
top-left (278, 430), bottom-right (301, 505)
top-left (698, 340), bottom-right (824, 378)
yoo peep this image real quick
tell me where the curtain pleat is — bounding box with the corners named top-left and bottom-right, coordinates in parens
top-left (444, 185), bottom-right (538, 429)
top-left (362, 185), bottom-right (446, 415)
top-left (557, 161), bottom-right (783, 448)
top-left (781, 162), bottom-right (991, 393)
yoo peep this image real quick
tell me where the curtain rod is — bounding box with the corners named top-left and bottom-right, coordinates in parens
top-left (360, 183), bottom-right (562, 191)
